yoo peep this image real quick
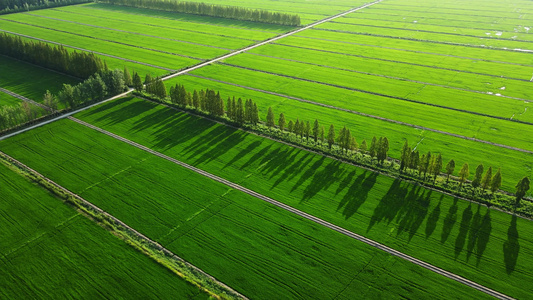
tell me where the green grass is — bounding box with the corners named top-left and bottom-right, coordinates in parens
top-left (0, 162), bottom-right (208, 299)
top-left (165, 71), bottom-right (533, 192)
top-left (0, 55), bottom-right (80, 101)
top-left (0, 116), bottom-right (492, 299)
top-left (0, 91), bottom-right (22, 108)
top-left (70, 96), bottom-right (533, 298)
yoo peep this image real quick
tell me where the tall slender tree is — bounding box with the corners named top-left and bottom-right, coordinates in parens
top-left (266, 107), bottom-right (275, 129)
top-left (327, 124), bottom-right (335, 149)
top-left (458, 163), bottom-right (469, 190)
top-left (490, 168), bottom-right (502, 194)
top-left (481, 166), bottom-right (493, 192)
top-left (445, 159), bottom-right (455, 184)
top-left (278, 113), bottom-right (286, 132)
top-left (515, 177), bottom-right (530, 206)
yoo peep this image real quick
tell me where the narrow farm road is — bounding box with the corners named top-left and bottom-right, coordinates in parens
top-left (0, 151), bottom-right (248, 300)
top-left (161, 0), bottom-right (385, 81)
top-left (0, 87), bottom-right (53, 112)
top-left (188, 74), bottom-right (533, 155)
top-left (68, 116), bottom-right (514, 300)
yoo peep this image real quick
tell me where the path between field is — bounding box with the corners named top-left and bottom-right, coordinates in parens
top-left (0, 29), bottom-right (175, 72)
top-left (0, 87), bottom-right (52, 112)
top-left (0, 151), bottom-right (247, 300)
top-left (67, 116), bottom-right (513, 300)
top-left (187, 74), bottom-right (533, 155)
top-left (161, 0), bottom-right (385, 81)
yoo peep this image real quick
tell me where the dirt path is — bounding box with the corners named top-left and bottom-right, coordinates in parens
top-left (0, 151), bottom-right (247, 300)
top-left (0, 30), bottom-right (175, 72)
top-left (0, 87), bottom-right (53, 112)
top-left (188, 74), bottom-right (533, 155)
top-left (67, 115), bottom-right (514, 300)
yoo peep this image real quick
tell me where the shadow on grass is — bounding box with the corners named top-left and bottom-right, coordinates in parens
top-left (454, 204), bottom-right (473, 259)
top-left (425, 196), bottom-right (442, 239)
top-left (503, 216), bottom-right (519, 274)
top-left (441, 198), bottom-right (458, 244)
top-left (336, 172), bottom-right (378, 219)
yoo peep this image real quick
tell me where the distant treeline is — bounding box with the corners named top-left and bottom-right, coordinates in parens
top-left (0, 0), bottom-right (90, 14)
top-left (0, 33), bottom-right (104, 79)
top-left (0, 101), bottom-right (44, 131)
top-left (101, 0), bottom-right (301, 26)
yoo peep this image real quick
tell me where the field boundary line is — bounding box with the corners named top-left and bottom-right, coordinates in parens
top-left (67, 115), bottom-right (514, 300)
top-left (0, 29), bottom-right (175, 72)
top-left (0, 150), bottom-right (248, 300)
top-left (161, 0), bottom-right (385, 81)
top-left (0, 87), bottom-right (53, 112)
top-left (187, 74), bottom-right (533, 154)
top-left (220, 62), bottom-right (533, 125)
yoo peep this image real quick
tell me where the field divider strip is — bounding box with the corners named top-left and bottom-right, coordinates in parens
top-left (67, 115), bottom-right (514, 300)
top-left (0, 29), bottom-right (176, 72)
top-left (0, 150), bottom-right (248, 300)
top-left (0, 87), bottom-right (53, 112)
top-left (220, 62), bottom-right (533, 123)
top-left (161, 0), bottom-right (385, 81)
top-left (187, 74), bottom-right (533, 154)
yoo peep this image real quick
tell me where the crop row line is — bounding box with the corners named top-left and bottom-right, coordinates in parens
top-left (320, 21), bottom-right (533, 44)
top-left (312, 27), bottom-right (533, 54)
top-left (0, 150), bottom-right (247, 299)
top-left (26, 13), bottom-right (234, 50)
top-left (0, 18), bottom-right (204, 61)
top-left (293, 35), bottom-right (533, 68)
top-left (219, 62), bottom-right (533, 126)
top-left (187, 73), bottom-right (533, 155)
top-left (0, 29), bottom-right (175, 71)
top-left (66, 115), bottom-right (514, 300)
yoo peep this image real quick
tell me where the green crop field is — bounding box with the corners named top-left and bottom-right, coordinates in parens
top-left (0, 116), bottom-right (493, 299)
top-left (0, 162), bottom-right (208, 299)
top-left (72, 96), bottom-right (533, 298)
top-left (0, 55), bottom-right (80, 101)
top-left (0, 91), bottom-right (22, 108)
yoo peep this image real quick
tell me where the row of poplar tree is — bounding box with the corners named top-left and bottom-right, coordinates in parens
top-left (0, 101), bottom-right (43, 130)
top-left (142, 79), bottom-right (530, 202)
top-left (101, 0), bottom-right (301, 26)
top-left (0, 0), bottom-right (89, 14)
top-left (0, 33), bottom-right (104, 79)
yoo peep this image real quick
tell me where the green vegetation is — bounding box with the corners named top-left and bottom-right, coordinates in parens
top-left (101, 0), bottom-right (301, 26)
top-left (0, 0), bottom-right (89, 14)
top-left (0, 91), bottom-right (22, 107)
top-left (0, 117), bottom-right (491, 299)
top-left (0, 162), bottom-right (209, 299)
top-left (70, 96), bottom-right (533, 298)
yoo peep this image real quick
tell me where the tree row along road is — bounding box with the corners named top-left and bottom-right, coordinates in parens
top-left (0, 151), bottom-right (248, 300)
top-left (188, 74), bottom-right (533, 155)
top-left (0, 29), bottom-right (175, 72)
top-left (221, 62), bottom-right (533, 124)
top-left (0, 87), bottom-right (52, 112)
top-left (67, 115), bottom-right (514, 300)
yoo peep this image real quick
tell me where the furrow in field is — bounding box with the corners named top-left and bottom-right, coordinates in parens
top-left (220, 62), bottom-right (532, 124)
top-left (66, 115), bottom-right (513, 300)
top-left (0, 19), bottom-right (205, 61)
top-left (0, 30), bottom-right (175, 71)
top-left (187, 74), bottom-right (532, 155)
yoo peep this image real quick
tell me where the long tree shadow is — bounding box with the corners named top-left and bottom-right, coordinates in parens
top-left (223, 140), bottom-right (263, 169)
top-left (271, 152), bottom-right (314, 189)
top-left (367, 179), bottom-right (408, 233)
top-left (395, 187), bottom-right (431, 242)
top-left (291, 156), bottom-right (328, 194)
top-left (336, 172), bottom-right (378, 219)
top-left (239, 144), bottom-right (272, 170)
top-left (335, 170), bottom-right (357, 196)
top-left (466, 206), bottom-right (483, 262)
top-left (441, 198), bottom-right (458, 244)
top-left (193, 130), bottom-right (247, 165)
top-left (425, 195), bottom-right (443, 239)
top-left (454, 204), bottom-right (473, 259)
top-left (475, 210), bottom-right (492, 267)
top-left (503, 216), bottom-right (520, 274)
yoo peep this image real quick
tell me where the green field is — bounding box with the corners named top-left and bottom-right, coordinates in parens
top-left (0, 116), bottom-right (493, 299)
top-left (0, 91), bottom-right (22, 108)
top-left (71, 97), bottom-right (533, 298)
top-left (0, 162), bottom-right (208, 299)
top-left (0, 55), bottom-right (80, 101)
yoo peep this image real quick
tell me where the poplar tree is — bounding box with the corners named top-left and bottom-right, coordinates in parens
top-left (288, 120), bottom-right (294, 133)
top-left (472, 164), bottom-right (484, 190)
top-left (312, 119), bottom-right (319, 143)
top-left (251, 103), bottom-right (259, 125)
top-left (133, 72), bottom-right (142, 91)
top-left (369, 136), bottom-right (377, 158)
top-left (400, 140), bottom-right (410, 172)
top-left (360, 139), bottom-right (367, 154)
top-left (304, 121), bottom-right (310, 141)
top-left (458, 163), bottom-right (469, 190)
top-left (410, 151), bottom-right (419, 174)
top-left (481, 166), bottom-right (493, 192)
top-left (278, 113), bottom-right (286, 132)
top-left (490, 168), bottom-right (502, 193)
top-left (236, 98), bottom-right (244, 125)
top-left (266, 107), bottom-right (275, 129)
top-left (515, 177), bottom-right (530, 206)
top-left (377, 137), bottom-right (389, 165)
top-left (431, 154), bottom-right (442, 183)
top-left (445, 159), bottom-right (455, 183)
top-left (318, 126), bottom-right (325, 145)
top-left (327, 124), bottom-right (335, 149)
top-left (226, 97), bottom-right (232, 118)
top-left (123, 66), bottom-right (132, 86)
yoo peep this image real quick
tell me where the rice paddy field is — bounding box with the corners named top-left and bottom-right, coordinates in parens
top-left (0, 162), bottom-right (209, 299)
top-left (0, 117), bottom-right (493, 299)
top-left (2, 0), bottom-right (533, 298)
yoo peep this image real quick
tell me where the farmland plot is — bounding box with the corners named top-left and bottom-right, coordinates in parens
top-left (0, 163), bottom-right (208, 299)
top-left (72, 97), bottom-right (533, 299)
top-left (0, 117), bottom-right (491, 299)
